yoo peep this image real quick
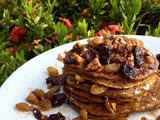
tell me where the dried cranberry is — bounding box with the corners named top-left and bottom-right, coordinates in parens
top-left (52, 93), bottom-right (66, 107)
top-left (58, 76), bottom-right (67, 85)
top-left (133, 46), bottom-right (144, 67)
top-left (33, 107), bottom-right (42, 120)
top-left (120, 62), bottom-right (137, 79)
top-left (95, 43), bottom-right (113, 64)
top-left (156, 54), bottom-right (160, 63)
top-left (46, 77), bottom-right (59, 85)
top-left (156, 54), bottom-right (160, 69)
top-left (48, 112), bottom-right (65, 120)
top-left (82, 48), bottom-right (98, 64)
top-left (64, 51), bottom-right (75, 64)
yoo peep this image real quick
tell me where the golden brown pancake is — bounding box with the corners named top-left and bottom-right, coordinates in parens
top-left (64, 69), bottom-right (157, 89)
top-left (62, 34), bottom-right (160, 119)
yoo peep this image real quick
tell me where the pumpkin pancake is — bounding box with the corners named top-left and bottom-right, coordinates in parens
top-left (69, 102), bottom-right (127, 120)
top-left (64, 88), bottom-right (93, 103)
top-left (62, 34), bottom-right (160, 119)
top-left (63, 69), bottom-right (157, 89)
top-left (65, 85), bottom-right (104, 103)
top-left (71, 76), bottom-right (156, 99)
top-left (68, 78), bottom-right (160, 118)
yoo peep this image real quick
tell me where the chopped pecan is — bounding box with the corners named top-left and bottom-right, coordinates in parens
top-left (79, 109), bottom-right (88, 120)
top-left (85, 58), bottom-right (102, 72)
top-left (73, 42), bottom-right (82, 49)
top-left (26, 92), bottom-right (39, 105)
top-left (88, 37), bottom-right (103, 47)
top-left (33, 89), bottom-right (45, 99)
top-left (103, 32), bottom-right (112, 39)
top-left (38, 99), bottom-right (52, 111)
top-left (145, 56), bottom-right (154, 64)
top-left (145, 49), bottom-right (152, 56)
top-left (45, 85), bottom-right (60, 100)
top-left (126, 42), bottom-right (133, 52)
top-left (105, 63), bottom-right (120, 73)
top-left (73, 53), bottom-right (86, 66)
top-left (120, 37), bottom-right (126, 45)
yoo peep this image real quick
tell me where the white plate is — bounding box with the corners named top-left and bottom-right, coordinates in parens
top-left (0, 35), bottom-right (160, 120)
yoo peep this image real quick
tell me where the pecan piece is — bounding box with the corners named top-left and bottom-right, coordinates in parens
top-left (26, 92), bottom-right (39, 105)
top-left (73, 53), bottom-right (86, 66)
top-left (85, 58), bottom-right (102, 72)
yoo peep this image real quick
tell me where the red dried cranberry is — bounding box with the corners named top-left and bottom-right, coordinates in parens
top-left (95, 43), bottom-right (113, 64)
top-left (83, 48), bottom-right (98, 64)
top-left (52, 93), bottom-right (66, 107)
top-left (46, 77), bottom-right (59, 85)
top-left (156, 54), bottom-right (160, 69)
top-left (120, 62), bottom-right (137, 79)
top-left (48, 112), bottom-right (65, 120)
top-left (156, 54), bottom-right (160, 62)
top-left (64, 51), bottom-right (75, 64)
top-left (58, 76), bottom-right (67, 85)
top-left (133, 46), bottom-right (144, 67)
top-left (33, 107), bottom-right (42, 120)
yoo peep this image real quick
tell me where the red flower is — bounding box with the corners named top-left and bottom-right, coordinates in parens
top-left (108, 25), bottom-right (124, 34)
top-left (95, 27), bottom-right (110, 37)
top-left (82, 9), bottom-right (88, 17)
top-left (101, 21), bottom-right (107, 28)
top-left (10, 26), bottom-right (27, 42)
top-left (7, 47), bottom-right (19, 56)
top-left (58, 18), bottom-right (73, 29)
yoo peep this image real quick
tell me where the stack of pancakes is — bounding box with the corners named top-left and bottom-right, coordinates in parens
top-left (63, 33), bottom-right (160, 119)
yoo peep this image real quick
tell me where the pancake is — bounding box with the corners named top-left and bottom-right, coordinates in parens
top-left (64, 88), bottom-right (93, 103)
top-left (68, 78), bottom-right (160, 118)
top-left (62, 34), bottom-right (160, 119)
top-left (65, 85), bottom-right (104, 103)
top-left (64, 69), bottom-right (157, 89)
top-left (69, 102), bottom-right (128, 120)
top-left (71, 76), bottom-right (156, 99)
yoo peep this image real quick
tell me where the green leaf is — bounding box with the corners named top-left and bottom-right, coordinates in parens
top-left (0, 64), bottom-right (8, 85)
top-left (87, 29), bottom-right (95, 38)
top-left (34, 16), bottom-right (40, 24)
top-left (129, 0), bottom-right (141, 15)
top-left (78, 19), bottom-right (88, 38)
top-left (72, 28), bottom-right (78, 41)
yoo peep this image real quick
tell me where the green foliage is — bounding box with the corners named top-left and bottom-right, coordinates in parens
top-left (0, 0), bottom-right (160, 85)
top-left (0, 49), bottom-right (25, 84)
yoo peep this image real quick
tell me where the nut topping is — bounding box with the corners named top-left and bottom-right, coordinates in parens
top-left (85, 58), bottom-right (102, 72)
top-left (26, 92), bottom-right (39, 105)
top-left (73, 53), bottom-right (86, 66)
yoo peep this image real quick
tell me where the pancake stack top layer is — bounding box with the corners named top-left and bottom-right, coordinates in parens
top-left (62, 33), bottom-right (160, 119)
